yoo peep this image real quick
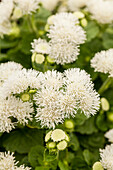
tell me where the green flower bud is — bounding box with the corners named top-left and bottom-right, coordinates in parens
top-left (45, 130), bottom-right (52, 142)
top-left (57, 140), bottom-right (67, 151)
top-left (107, 112), bottom-right (113, 122)
top-left (21, 93), bottom-right (30, 102)
top-left (12, 7), bottom-right (23, 20)
top-left (92, 162), bottom-right (104, 170)
top-left (65, 120), bottom-right (74, 129)
top-left (81, 18), bottom-right (88, 27)
top-left (47, 142), bottom-right (56, 149)
top-left (32, 53), bottom-right (45, 64)
top-left (46, 56), bottom-right (55, 64)
top-left (101, 97), bottom-right (110, 111)
top-left (51, 129), bottom-right (66, 142)
top-left (73, 11), bottom-right (85, 19)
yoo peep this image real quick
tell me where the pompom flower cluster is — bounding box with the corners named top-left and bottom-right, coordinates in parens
top-left (0, 151), bottom-right (31, 170)
top-left (0, 0), bottom-right (41, 37)
top-left (31, 12), bottom-right (86, 65)
top-left (0, 62), bottom-right (100, 132)
top-left (91, 49), bottom-right (113, 77)
top-left (87, 0), bottom-right (113, 24)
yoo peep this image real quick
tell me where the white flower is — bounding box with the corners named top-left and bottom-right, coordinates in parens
top-left (100, 144), bottom-right (113, 170)
top-left (47, 12), bottom-right (86, 65)
top-left (68, 0), bottom-right (87, 12)
top-left (0, 0), bottom-right (13, 37)
top-left (49, 41), bottom-right (79, 65)
top-left (91, 49), bottom-right (113, 75)
top-left (31, 38), bottom-right (50, 54)
top-left (105, 129), bottom-right (113, 143)
top-left (35, 70), bottom-right (65, 129)
top-left (64, 68), bottom-right (100, 117)
top-left (42, 0), bottom-right (59, 11)
top-left (14, 0), bottom-right (40, 15)
top-left (87, 0), bottom-right (113, 24)
top-left (0, 62), bottom-right (23, 84)
top-left (2, 69), bottom-right (40, 97)
top-left (48, 13), bottom-right (86, 45)
top-left (0, 96), bottom-right (33, 133)
top-left (0, 151), bottom-right (31, 170)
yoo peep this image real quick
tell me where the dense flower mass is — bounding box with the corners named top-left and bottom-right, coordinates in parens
top-left (31, 38), bottom-right (50, 54)
top-left (100, 144), bottom-right (113, 170)
top-left (91, 49), bottom-right (113, 76)
top-left (42, 0), bottom-right (60, 11)
top-left (2, 68), bottom-right (39, 97)
top-left (0, 62), bottom-right (23, 84)
top-left (35, 69), bottom-right (100, 128)
top-left (31, 12), bottom-right (86, 65)
top-left (105, 129), bottom-right (113, 143)
top-left (0, 0), bottom-right (13, 36)
top-left (14, 0), bottom-right (40, 15)
top-left (0, 95), bottom-right (33, 133)
top-left (87, 0), bottom-right (113, 24)
top-left (68, 0), bottom-right (87, 12)
top-left (63, 68), bottom-right (100, 117)
top-left (0, 151), bottom-right (31, 170)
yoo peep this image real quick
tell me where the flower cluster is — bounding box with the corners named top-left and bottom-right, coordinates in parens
top-left (45, 129), bottom-right (69, 151)
top-left (87, 0), bottom-right (113, 24)
top-left (41, 0), bottom-right (60, 11)
top-left (68, 0), bottom-right (87, 12)
top-left (0, 0), bottom-right (14, 37)
top-left (31, 12), bottom-right (86, 65)
top-left (34, 68), bottom-right (100, 128)
top-left (105, 129), bottom-right (113, 143)
top-left (0, 151), bottom-right (31, 170)
top-left (100, 144), bottom-right (113, 170)
top-left (0, 62), bottom-right (100, 131)
top-left (91, 49), bottom-right (113, 77)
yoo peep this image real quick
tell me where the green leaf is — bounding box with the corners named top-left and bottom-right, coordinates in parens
top-left (28, 145), bottom-right (45, 167)
top-left (75, 116), bottom-right (98, 134)
top-left (7, 48), bottom-right (31, 68)
top-left (2, 128), bottom-right (44, 153)
top-left (35, 167), bottom-right (50, 170)
top-left (102, 32), bottom-right (113, 49)
top-left (85, 21), bottom-right (99, 42)
top-left (73, 113), bottom-right (87, 126)
top-left (96, 114), bottom-right (108, 131)
top-left (69, 133), bottom-right (79, 151)
top-left (0, 37), bottom-right (19, 49)
top-left (83, 149), bottom-right (93, 165)
top-left (58, 160), bottom-right (68, 170)
top-left (44, 150), bottom-right (57, 162)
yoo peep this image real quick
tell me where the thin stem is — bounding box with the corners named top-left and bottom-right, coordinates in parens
top-left (98, 77), bottom-right (112, 95)
top-left (27, 15), bottom-right (38, 37)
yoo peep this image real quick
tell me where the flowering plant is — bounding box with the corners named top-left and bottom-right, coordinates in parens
top-left (0, 0), bottom-right (113, 169)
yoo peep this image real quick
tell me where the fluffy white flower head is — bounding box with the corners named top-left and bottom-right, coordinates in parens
top-left (48, 13), bottom-right (86, 45)
top-left (63, 68), bottom-right (100, 117)
top-left (49, 41), bottom-right (80, 65)
top-left (2, 69), bottom-right (39, 97)
top-left (35, 70), bottom-right (65, 129)
top-left (31, 38), bottom-right (50, 54)
top-left (68, 0), bottom-right (87, 12)
top-left (87, 0), bottom-right (113, 24)
top-left (100, 144), bottom-right (113, 170)
top-left (14, 0), bottom-right (40, 15)
top-left (42, 0), bottom-right (59, 11)
top-left (0, 0), bottom-right (13, 36)
top-left (91, 49), bottom-right (113, 75)
top-left (0, 151), bottom-right (31, 170)
top-left (47, 13), bottom-right (86, 65)
top-left (105, 129), bottom-right (113, 143)
top-left (0, 96), bottom-right (33, 133)
top-left (0, 62), bottom-right (23, 84)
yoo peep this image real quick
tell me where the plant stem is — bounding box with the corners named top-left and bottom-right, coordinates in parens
top-left (27, 15), bottom-right (38, 37)
top-left (98, 77), bottom-right (112, 95)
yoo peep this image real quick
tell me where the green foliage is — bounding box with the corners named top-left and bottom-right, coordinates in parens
top-left (1, 4), bottom-right (113, 170)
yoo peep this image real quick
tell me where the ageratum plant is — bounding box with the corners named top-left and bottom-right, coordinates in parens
top-left (0, 0), bottom-right (113, 169)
